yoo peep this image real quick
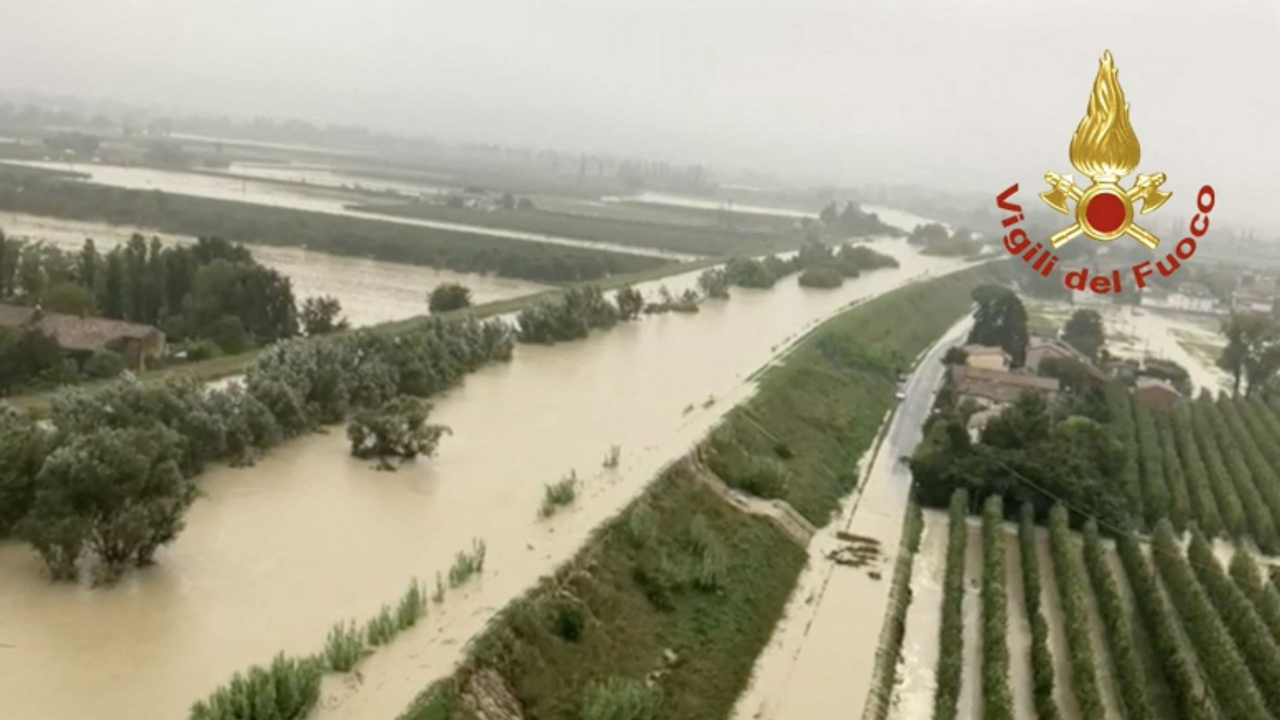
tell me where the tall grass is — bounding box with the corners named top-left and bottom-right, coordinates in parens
top-left (397, 578), bottom-right (428, 629)
top-left (323, 621), bottom-right (366, 672)
top-left (581, 677), bottom-right (663, 720)
top-left (188, 654), bottom-right (322, 720)
top-left (540, 471), bottom-right (579, 518)
top-left (449, 538), bottom-right (487, 587)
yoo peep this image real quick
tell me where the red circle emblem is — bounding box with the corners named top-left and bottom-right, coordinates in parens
top-left (1084, 191), bottom-right (1127, 234)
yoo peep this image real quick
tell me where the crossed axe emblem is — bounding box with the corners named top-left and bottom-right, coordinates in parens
top-left (1039, 171), bottom-right (1171, 249)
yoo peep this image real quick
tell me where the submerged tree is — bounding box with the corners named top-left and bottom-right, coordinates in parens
top-left (347, 396), bottom-right (451, 470)
top-left (16, 425), bottom-right (197, 581)
top-left (614, 285), bottom-right (644, 321)
top-left (299, 295), bottom-right (349, 336)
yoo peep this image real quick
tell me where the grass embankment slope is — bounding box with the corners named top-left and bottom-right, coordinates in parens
top-left (351, 201), bottom-right (805, 257)
top-left (400, 264), bottom-right (997, 720)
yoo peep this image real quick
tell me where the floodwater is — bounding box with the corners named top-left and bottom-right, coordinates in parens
top-left (0, 212), bottom-right (542, 327)
top-left (956, 521), bottom-right (984, 720)
top-left (1, 161), bottom-right (694, 261)
top-left (889, 510), bottom-right (948, 720)
top-left (1027, 299), bottom-right (1231, 396)
top-left (730, 314), bottom-right (974, 720)
top-left (225, 161), bottom-right (455, 199)
top-left (604, 191), bottom-right (816, 220)
top-left (0, 241), bottom-right (971, 720)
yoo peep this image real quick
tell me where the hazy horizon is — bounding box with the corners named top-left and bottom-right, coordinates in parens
top-left (1, 0), bottom-right (1277, 232)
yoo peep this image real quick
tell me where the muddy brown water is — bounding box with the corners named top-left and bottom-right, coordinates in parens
top-left (0, 241), bottom-right (969, 720)
top-left (0, 211), bottom-right (545, 328)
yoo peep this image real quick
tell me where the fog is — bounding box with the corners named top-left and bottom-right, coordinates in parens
top-left (0, 0), bottom-right (1277, 231)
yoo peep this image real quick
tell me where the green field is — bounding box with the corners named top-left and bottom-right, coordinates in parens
top-left (350, 200), bottom-right (806, 256)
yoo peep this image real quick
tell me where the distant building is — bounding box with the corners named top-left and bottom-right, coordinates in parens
top-left (1133, 376), bottom-right (1182, 410)
top-left (1024, 337), bottom-right (1108, 383)
top-left (1142, 282), bottom-right (1227, 315)
top-left (950, 365), bottom-right (1061, 408)
top-left (0, 304), bottom-right (165, 370)
top-left (961, 344), bottom-right (1012, 372)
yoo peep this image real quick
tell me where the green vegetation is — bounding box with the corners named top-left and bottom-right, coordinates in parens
top-left (1170, 403), bottom-right (1225, 536)
top-left (1196, 395), bottom-right (1280, 551)
top-left (1217, 313), bottom-right (1280, 397)
top-left (540, 472), bottom-right (579, 518)
top-left (581, 677), bottom-right (664, 720)
top-left (299, 295), bottom-right (348, 336)
top-left (428, 283), bottom-right (472, 314)
top-left (448, 539), bottom-right (487, 588)
top-left (907, 222), bottom-right (982, 257)
top-left (1186, 528), bottom-right (1280, 718)
top-left (1134, 401), bottom-right (1172, 527)
top-left (516, 286), bottom-right (625, 344)
top-left (1106, 384), bottom-right (1146, 521)
top-left (352, 200), bottom-right (803, 257)
top-left (934, 489), bottom-right (969, 720)
top-left (0, 234), bottom-right (301, 393)
top-left (323, 621), bottom-right (365, 672)
top-left (1153, 520), bottom-right (1270, 720)
top-left (0, 315), bottom-right (514, 579)
top-left (390, 264), bottom-right (1001, 720)
top-left (1081, 520), bottom-right (1154, 720)
top-left (347, 396), bottom-right (451, 470)
top-left (1047, 505), bottom-right (1105, 720)
top-left (1115, 532), bottom-right (1216, 720)
top-left (862, 500), bottom-right (924, 720)
top-left (980, 495), bottom-right (1013, 720)
top-left (1228, 551), bottom-right (1280, 646)
top-left (797, 266), bottom-right (843, 289)
top-left (188, 654), bottom-right (322, 720)
top-left (816, 201), bottom-right (904, 239)
top-left (0, 169), bottom-right (666, 283)
top-left (968, 284), bottom-right (1028, 367)
top-left (1017, 503), bottom-right (1060, 720)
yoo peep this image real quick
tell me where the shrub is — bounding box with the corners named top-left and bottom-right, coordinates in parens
top-left (552, 601), bottom-right (586, 642)
top-left (581, 677), bottom-right (662, 720)
top-left (798, 266), bottom-right (843, 289)
top-left (323, 621), bottom-right (366, 672)
top-left (697, 268), bottom-right (730, 299)
top-left (347, 396), bottom-right (451, 469)
top-left (1017, 504), bottom-right (1060, 720)
top-left (724, 257), bottom-right (776, 289)
top-left (540, 472), bottom-right (579, 518)
top-left (83, 349), bottom-right (125, 379)
top-left (448, 538), bottom-right (487, 587)
top-left (188, 654), bottom-right (322, 720)
top-left (1152, 520), bottom-right (1270, 720)
top-left (933, 489), bottom-right (968, 720)
top-left (980, 495), bottom-right (1012, 720)
top-left (396, 578), bottom-right (428, 630)
top-left (427, 283), bottom-right (472, 314)
top-left (1047, 505), bottom-right (1104, 720)
top-left (366, 604), bottom-right (398, 646)
top-left (1081, 521), bottom-right (1153, 720)
top-left (1115, 532), bottom-right (1215, 720)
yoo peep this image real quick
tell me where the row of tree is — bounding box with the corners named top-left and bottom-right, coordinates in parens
top-left (0, 315), bottom-right (514, 581)
top-left (1017, 504), bottom-right (1060, 720)
top-left (1047, 505), bottom-right (1105, 720)
top-left (1080, 520), bottom-right (1153, 720)
top-left (980, 495), bottom-right (1013, 720)
top-left (933, 489), bottom-right (968, 720)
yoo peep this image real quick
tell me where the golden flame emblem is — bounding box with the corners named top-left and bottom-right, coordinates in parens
top-left (1040, 50), bottom-right (1170, 249)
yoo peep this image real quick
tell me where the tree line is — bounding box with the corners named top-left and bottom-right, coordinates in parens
top-left (0, 232), bottom-right (348, 394)
top-left (0, 314), bottom-right (514, 582)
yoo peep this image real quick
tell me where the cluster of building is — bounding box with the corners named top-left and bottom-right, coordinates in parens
top-left (949, 336), bottom-right (1182, 434)
top-left (1138, 270), bottom-right (1279, 317)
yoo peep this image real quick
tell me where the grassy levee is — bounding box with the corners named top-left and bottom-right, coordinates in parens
top-left (350, 201), bottom-right (806, 256)
top-left (392, 265), bottom-right (999, 719)
top-left (706, 266), bottom-right (997, 525)
top-left (7, 257), bottom-right (721, 415)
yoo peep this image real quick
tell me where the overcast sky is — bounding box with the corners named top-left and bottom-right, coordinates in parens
top-left (0, 0), bottom-right (1277, 232)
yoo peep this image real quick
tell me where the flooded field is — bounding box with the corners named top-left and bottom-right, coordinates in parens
top-left (1, 161), bottom-right (692, 260)
top-left (0, 240), bottom-right (970, 720)
top-left (0, 212), bottom-right (543, 327)
top-left (1026, 299), bottom-right (1232, 395)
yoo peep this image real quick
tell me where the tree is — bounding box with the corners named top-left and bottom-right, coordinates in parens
top-left (16, 425), bottom-right (197, 581)
top-left (347, 396), bottom-right (450, 470)
top-left (0, 406), bottom-right (49, 536)
top-left (300, 295), bottom-right (349, 336)
top-left (428, 283), bottom-right (472, 314)
top-left (819, 202), bottom-right (839, 226)
top-left (697, 268), bottom-right (730, 299)
top-left (41, 280), bottom-right (95, 315)
top-left (1062, 309), bottom-right (1105, 361)
top-left (968, 285), bottom-right (1029, 367)
top-left (1219, 314), bottom-right (1280, 396)
top-left (614, 286), bottom-right (644, 321)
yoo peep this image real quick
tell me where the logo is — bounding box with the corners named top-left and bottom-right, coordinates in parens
top-left (995, 51), bottom-right (1216, 295)
top-left (1039, 50), bottom-right (1169, 249)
